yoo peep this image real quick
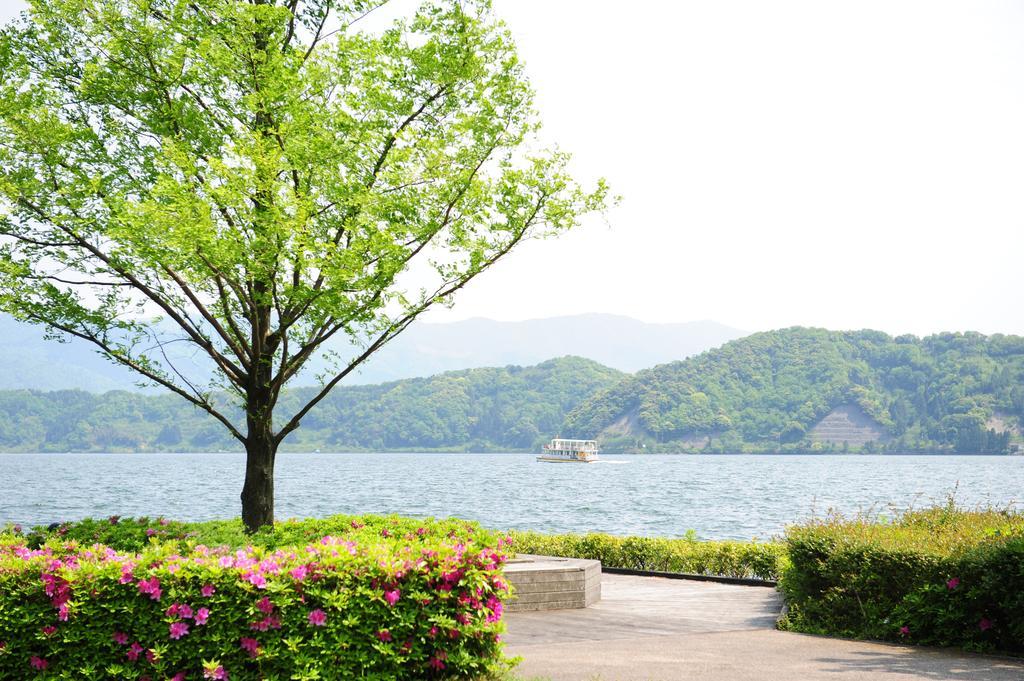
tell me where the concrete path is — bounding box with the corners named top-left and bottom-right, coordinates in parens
top-left (504, 573), bottom-right (1024, 681)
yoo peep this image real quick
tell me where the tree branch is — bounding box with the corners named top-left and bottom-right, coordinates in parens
top-left (161, 264), bottom-right (253, 372)
top-left (283, 85), bottom-right (451, 321)
top-left (312, 1), bottom-right (390, 49)
top-left (274, 193), bottom-right (546, 445)
top-left (24, 312), bottom-right (245, 443)
top-left (282, 0), bottom-right (301, 53)
top-left (274, 128), bottom-right (501, 384)
top-left (16, 197), bottom-right (249, 386)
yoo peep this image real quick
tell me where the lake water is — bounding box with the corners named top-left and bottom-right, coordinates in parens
top-left (1, 453), bottom-right (1021, 540)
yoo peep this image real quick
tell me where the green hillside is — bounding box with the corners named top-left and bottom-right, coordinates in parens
top-left (0, 357), bottom-right (623, 453)
top-left (563, 328), bottom-right (1024, 454)
top-left (5, 329), bottom-right (1024, 455)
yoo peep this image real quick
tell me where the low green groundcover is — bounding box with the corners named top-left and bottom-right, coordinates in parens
top-left (779, 506), bottom-right (1024, 653)
top-left (0, 515), bottom-right (512, 679)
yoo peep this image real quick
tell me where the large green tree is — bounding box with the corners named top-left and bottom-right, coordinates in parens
top-left (0, 0), bottom-right (608, 530)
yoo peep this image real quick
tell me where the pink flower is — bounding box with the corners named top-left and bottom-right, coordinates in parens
top-left (239, 636), bottom-right (260, 658)
top-left (250, 615), bottom-right (281, 632)
top-left (30, 655), bottom-right (48, 670)
top-left (428, 654), bottom-right (446, 670)
top-left (256, 597), bottom-right (273, 614)
top-left (146, 528), bottom-right (157, 537)
top-left (146, 649), bottom-right (158, 664)
top-left (308, 609), bottom-right (327, 627)
top-left (41, 625), bottom-right (57, 636)
top-left (127, 642), bottom-right (144, 661)
top-left (171, 673), bottom-right (187, 681)
top-left (946, 577), bottom-right (960, 590)
top-left (166, 603), bottom-right (180, 617)
top-left (178, 603), bottom-right (193, 619)
top-left (58, 602), bottom-right (69, 621)
top-left (203, 665), bottom-right (228, 680)
top-left (486, 600), bottom-right (504, 622)
top-left (119, 565), bottom-right (136, 584)
top-left (112, 631), bottom-right (129, 645)
top-left (289, 564), bottom-right (308, 581)
top-left (384, 589), bottom-right (401, 606)
top-left (898, 626), bottom-right (910, 636)
top-left (377, 629), bottom-right (392, 642)
top-left (979, 618), bottom-right (994, 631)
top-left (137, 577), bottom-right (162, 601)
top-left (245, 572), bottom-right (266, 589)
top-left (169, 621), bottom-right (190, 639)
top-left (195, 607), bottom-right (210, 625)
top-left (201, 584), bottom-right (216, 598)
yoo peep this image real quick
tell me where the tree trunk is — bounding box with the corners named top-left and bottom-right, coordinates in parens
top-left (244, 16), bottom-right (281, 532)
top-left (241, 362), bottom-right (277, 532)
top-left (241, 427), bottom-right (276, 532)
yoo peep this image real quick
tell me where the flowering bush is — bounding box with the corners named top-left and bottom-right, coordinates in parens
top-left (779, 507), bottom-right (1024, 653)
top-left (507, 530), bottom-right (784, 580)
top-left (0, 516), bottom-right (512, 679)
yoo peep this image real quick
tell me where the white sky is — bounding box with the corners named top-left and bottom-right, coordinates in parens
top-left (3, 0), bottom-right (1024, 336)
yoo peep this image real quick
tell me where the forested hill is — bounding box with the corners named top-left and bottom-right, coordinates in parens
top-left (0, 357), bottom-right (623, 453)
top-left (563, 328), bottom-right (1024, 454)
top-left (6, 329), bottom-right (1024, 455)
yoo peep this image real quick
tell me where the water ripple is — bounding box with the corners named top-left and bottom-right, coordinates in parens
top-left (0, 453), bottom-right (1020, 540)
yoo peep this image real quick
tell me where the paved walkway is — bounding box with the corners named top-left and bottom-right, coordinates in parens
top-left (504, 573), bottom-right (1024, 681)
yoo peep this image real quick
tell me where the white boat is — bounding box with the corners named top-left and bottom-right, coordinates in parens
top-left (537, 438), bottom-right (599, 463)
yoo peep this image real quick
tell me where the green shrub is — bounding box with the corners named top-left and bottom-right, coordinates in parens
top-left (779, 507), bottom-right (1024, 653)
top-left (507, 531), bottom-right (785, 580)
top-left (12, 513), bottom-right (489, 553)
top-left (0, 517), bottom-right (512, 679)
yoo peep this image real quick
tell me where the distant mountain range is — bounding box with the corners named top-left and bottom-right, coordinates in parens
top-left (354, 315), bottom-right (744, 382)
top-left (0, 314), bottom-right (744, 392)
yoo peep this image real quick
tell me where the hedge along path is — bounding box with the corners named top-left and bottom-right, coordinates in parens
top-left (779, 507), bottom-right (1024, 654)
top-left (0, 515), bottom-right (515, 680)
top-left (507, 530), bottom-right (786, 581)
top-left (510, 509), bottom-right (1024, 655)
